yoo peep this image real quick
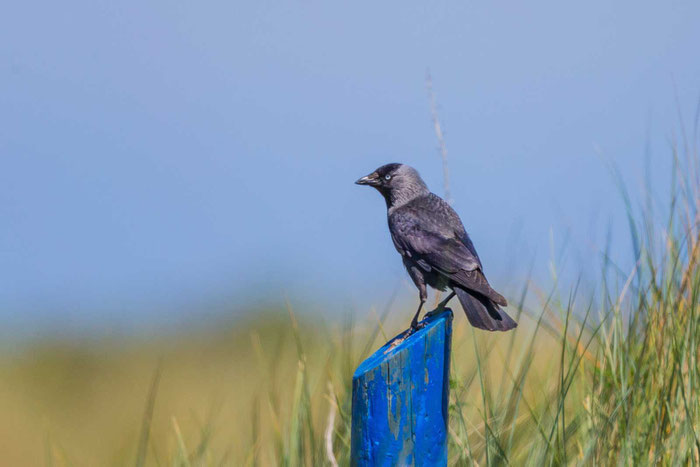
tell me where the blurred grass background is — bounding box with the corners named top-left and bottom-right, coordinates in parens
top-left (2, 134), bottom-right (700, 465)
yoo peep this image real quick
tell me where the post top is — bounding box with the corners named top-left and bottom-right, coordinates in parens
top-left (353, 308), bottom-right (453, 380)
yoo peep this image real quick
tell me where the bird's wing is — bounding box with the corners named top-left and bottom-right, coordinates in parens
top-left (390, 203), bottom-right (506, 306)
top-left (389, 206), bottom-right (480, 274)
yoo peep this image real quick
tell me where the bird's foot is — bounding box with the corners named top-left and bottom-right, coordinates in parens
top-left (408, 320), bottom-right (426, 335)
top-left (424, 304), bottom-right (448, 319)
top-left (385, 326), bottom-right (418, 352)
top-left (383, 320), bottom-right (425, 353)
top-left (425, 292), bottom-right (456, 319)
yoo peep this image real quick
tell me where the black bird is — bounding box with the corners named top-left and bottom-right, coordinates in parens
top-left (356, 163), bottom-right (517, 332)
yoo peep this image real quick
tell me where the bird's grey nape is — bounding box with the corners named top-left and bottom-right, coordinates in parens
top-left (386, 165), bottom-right (430, 210)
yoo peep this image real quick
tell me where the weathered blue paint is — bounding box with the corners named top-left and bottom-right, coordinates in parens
top-left (351, 309), bottom-right (453, 466)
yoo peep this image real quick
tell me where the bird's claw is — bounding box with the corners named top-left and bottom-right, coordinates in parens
top-left (385, 324), bottom-right (422, 353)
top-left (425, 305), bottom-right (446, 319)
top-left (424, 309), bottom-right (439, 319)
top-left (408, 321), bottom-right (426, 335)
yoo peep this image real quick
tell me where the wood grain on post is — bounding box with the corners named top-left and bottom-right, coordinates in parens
top-left (351, 309), bottom-right (453, 466)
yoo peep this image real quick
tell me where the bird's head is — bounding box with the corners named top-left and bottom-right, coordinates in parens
top-left (355, 163), bottom-right (429, 208)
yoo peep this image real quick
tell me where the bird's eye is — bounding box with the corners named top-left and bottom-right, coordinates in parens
top-left (384, 174), bottom-right (392, 180)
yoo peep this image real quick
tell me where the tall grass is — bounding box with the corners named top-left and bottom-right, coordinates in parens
top-left (2, 133), bottom-right (699, 465)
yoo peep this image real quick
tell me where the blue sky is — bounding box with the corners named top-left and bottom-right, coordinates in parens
top-left (2, 1), bottom-right (699, 334)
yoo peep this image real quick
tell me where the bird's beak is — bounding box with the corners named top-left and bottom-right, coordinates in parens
top-left (355, 172), bottom-right (380, 186)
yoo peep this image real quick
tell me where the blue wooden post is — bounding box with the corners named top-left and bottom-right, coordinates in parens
top-left (351, 309), bottom-right (453, 466)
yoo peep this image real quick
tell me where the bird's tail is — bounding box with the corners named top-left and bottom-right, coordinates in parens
top-left (454, 286), bottom-right (517, 331)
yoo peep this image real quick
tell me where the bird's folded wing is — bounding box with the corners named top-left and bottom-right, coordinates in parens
top-left (390, 209), bottom-right (480, 273)
top-left (390, 209), bottom-right (506, 306)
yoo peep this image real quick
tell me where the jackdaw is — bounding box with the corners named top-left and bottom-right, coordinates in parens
top-left (356, 163), bottom-right (517, 332)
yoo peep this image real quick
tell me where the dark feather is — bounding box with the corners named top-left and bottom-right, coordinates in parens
top-left (450, 269), bottom-right (507, 306)
top-left (454, 287), bottom-right (517, 332)
top-left (389, 194), bottom-right (506, 305)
